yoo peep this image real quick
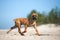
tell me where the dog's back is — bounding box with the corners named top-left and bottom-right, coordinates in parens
top-left (14, 18), bottom-right (29, 25)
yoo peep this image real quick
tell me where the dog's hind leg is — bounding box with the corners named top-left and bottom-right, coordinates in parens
top-left (7, 26), bottom-right (17, 34)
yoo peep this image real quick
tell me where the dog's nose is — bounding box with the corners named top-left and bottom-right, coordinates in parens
top-left (32, 16), bottom-right (37, 20)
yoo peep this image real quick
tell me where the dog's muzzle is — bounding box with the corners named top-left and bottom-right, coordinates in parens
top-left (32, 16), bottom-right (37, 20)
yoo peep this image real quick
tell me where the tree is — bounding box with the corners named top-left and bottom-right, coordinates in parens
top-left (48, 9), bottom-right (58, 23)
top-left (55, 7), bottom-right (60, 24)
top-left (27, 7), bottom-right (60, 25)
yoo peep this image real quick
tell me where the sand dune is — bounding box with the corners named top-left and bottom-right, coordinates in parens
top-left (0, 24), bottom-right (60, 40)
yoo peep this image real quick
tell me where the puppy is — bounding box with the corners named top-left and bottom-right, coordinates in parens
top-left (7, 13), bottom-right (40, 36)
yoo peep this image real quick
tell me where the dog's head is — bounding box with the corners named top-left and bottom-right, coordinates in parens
top-left (31, 13), bottom-right (38, 20)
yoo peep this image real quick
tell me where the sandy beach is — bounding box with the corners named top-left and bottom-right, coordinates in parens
top-left (0, 24), bottom-right (60, 40)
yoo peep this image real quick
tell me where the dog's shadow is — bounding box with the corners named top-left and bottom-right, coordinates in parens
top-left (30, 34), bottom-right (50, 36)
top-left (39, 34), bottom-right (50, 36)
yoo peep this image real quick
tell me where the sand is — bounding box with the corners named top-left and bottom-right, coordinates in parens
top-left (0, 24), bottom-right (60, 40)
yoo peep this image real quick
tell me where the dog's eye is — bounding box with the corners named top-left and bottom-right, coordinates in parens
top-left (32, 15), bottom-right (36, 17)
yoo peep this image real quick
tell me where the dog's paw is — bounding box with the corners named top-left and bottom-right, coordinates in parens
top-left (38, 34), bottom-right (40, 36)
top-left (35, 33), bottom-right (40, 36)
top-left (22, 31), bottom-right (26, 33)
top-left (7, 31), bottom-right (9, 34)
top-left (21, 33), bottom-right (24, 36)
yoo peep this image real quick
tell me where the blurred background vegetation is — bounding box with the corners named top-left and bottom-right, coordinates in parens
top-left (27, 7), bottom-right (60, 26)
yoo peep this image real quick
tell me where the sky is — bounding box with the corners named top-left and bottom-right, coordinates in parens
top-left (0, 0), bottom-right (60, 29)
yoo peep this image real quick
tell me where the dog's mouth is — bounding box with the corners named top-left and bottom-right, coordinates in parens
top-left (32, 15), bottom-right (37, 20)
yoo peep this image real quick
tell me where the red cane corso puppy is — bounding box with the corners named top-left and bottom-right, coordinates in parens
top-left (7, 13), bottom-right (40, 36)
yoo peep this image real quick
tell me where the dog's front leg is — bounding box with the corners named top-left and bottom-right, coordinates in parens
top-left (17, 23), bottom-right (24, 36)
top-left (22, 25), bottom-right (28, 33)
top-left (33, 21), bottom-right (40, 36)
